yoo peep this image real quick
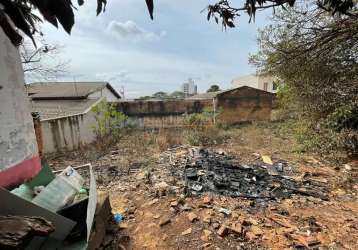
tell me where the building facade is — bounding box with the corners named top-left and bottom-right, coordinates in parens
top-left (231, 74), bottom-right (278, 93)
top-left (181, 78), bottom-right (198, 97)
top-left (26, 82), bottom-right (121, 154)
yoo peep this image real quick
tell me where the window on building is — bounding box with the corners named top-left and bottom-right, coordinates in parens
top-left (263, 82), bottom-right (268, 91)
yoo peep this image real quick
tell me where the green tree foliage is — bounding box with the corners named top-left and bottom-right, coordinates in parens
top-left (152, 91), bottom-right (169, 99)
top-left (250, 4), bottom-right (358, 156)
top-left (184, 107), bottom-right (223, 129)
top-left (207, 84), bottom-right (221, 93)
top-left (183, 107), bottom-right (226, 146)
top-left (91, 100), bottom-right (128, 141)
top-left (137, 96), bottom-right (152, 100)
top-left (170, 91), bottom-right (185, 99)
top-left (138, 91), bottom-right (185, 100)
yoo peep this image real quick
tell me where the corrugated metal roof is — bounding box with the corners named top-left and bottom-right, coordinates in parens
top-left (30, 98), bottom-right (101, 120)
top-left (26, 81), bottom-right (121, 100)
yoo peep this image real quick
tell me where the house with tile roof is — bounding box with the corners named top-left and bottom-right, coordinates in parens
top-left (25, 82), bottom-right (121, 153)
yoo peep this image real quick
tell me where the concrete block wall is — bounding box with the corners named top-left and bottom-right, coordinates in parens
top-left (217, 87), bottom-right (274, 124)
top-left (38, 88), bottom-right (274, 154)
top-left (40, 111), bottom-right (98, 154)
top-left (116, 100), bottom-right (212, 116)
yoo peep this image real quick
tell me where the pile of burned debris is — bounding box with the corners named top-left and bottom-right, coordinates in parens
top-left (167, 147), bottom-right (328, 201)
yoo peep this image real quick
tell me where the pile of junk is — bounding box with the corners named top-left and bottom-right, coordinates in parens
top-left (0, 161), bottom-right (116, 250)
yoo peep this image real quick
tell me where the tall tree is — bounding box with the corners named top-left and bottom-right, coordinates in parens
top-left (250, 4), bottom-right (358, 155)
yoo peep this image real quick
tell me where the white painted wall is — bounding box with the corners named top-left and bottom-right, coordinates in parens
top-left (232, 74), bottom-right (276, 93)
top-left (40, 110), bottom-right (98, 153)
top-left (0, 29), bottom-right (38, 169)
top-left (88, 87), bottom-right (119, 102)
top-left (40, 109), bottom-right (141, 154)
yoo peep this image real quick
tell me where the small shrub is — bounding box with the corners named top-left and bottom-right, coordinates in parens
top-left (183, 107), bottom-right (226, 146)
top-left (91, 100), bottom-right (128, 146)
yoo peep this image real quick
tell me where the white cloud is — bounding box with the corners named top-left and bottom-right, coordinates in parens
top-left (95, 71), bottom-right (129, 83)
top-left (106, 20), bottom-right (165, 42)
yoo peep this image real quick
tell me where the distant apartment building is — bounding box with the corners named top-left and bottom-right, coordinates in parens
top-left (181, 78), bottom-right (198, 97)
top-left (231, 74), bottom-right (278, 93)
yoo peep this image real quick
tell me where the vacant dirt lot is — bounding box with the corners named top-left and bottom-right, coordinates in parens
top-left (48, 123), bottom-right (358, 250)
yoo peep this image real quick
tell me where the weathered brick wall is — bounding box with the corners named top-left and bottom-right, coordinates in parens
top-left (217, 87), bottom-right (274, 124)
top-left (115, 100), bottom-right (212, 128)
top-left (114, 88), bottom-right (274, 128)
top-left (115, 100), bottom-right (212, 117)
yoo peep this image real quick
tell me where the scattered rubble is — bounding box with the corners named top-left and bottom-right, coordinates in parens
top-left (217, 225), bottom-right (228, 237)
top-left (159, 217), bottom-right (171, 227)
top-left (187, 212), bottom-right (199, 222)
top-left (46, 143), bottom-right (358, 250)
top-left (181, 228), bottom-right (192, 235)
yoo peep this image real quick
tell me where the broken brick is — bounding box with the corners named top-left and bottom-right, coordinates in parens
top-left (187, 212), bottom-right (199, 222)
top-left (217, 225), bottom-right (228, 237)
top-left (181, 228), bottom-right (192, 235)
top-left (229, 223), bottom-right (242, 235)
top-left (251, 225), bottom-right (263, 236)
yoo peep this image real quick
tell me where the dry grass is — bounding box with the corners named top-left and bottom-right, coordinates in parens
top-left (210, 122), bottom-right (303, 163)
top-left (152, 129), bottom-right (184, 151)
top-left (48, 122), bottom-right (319, 170)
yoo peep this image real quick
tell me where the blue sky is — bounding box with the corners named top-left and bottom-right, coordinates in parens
top-left (38, 0), bottom-right (271, 98)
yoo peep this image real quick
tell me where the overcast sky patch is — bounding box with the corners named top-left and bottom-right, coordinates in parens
top-left (37, 1), bottom-right (271, 98)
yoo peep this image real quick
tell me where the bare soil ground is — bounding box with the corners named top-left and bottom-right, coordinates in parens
top-left (48, 123), bottom-right (358, 250)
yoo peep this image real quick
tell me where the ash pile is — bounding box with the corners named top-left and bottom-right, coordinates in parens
top-left (170, 148), bottom-right (328, 201)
